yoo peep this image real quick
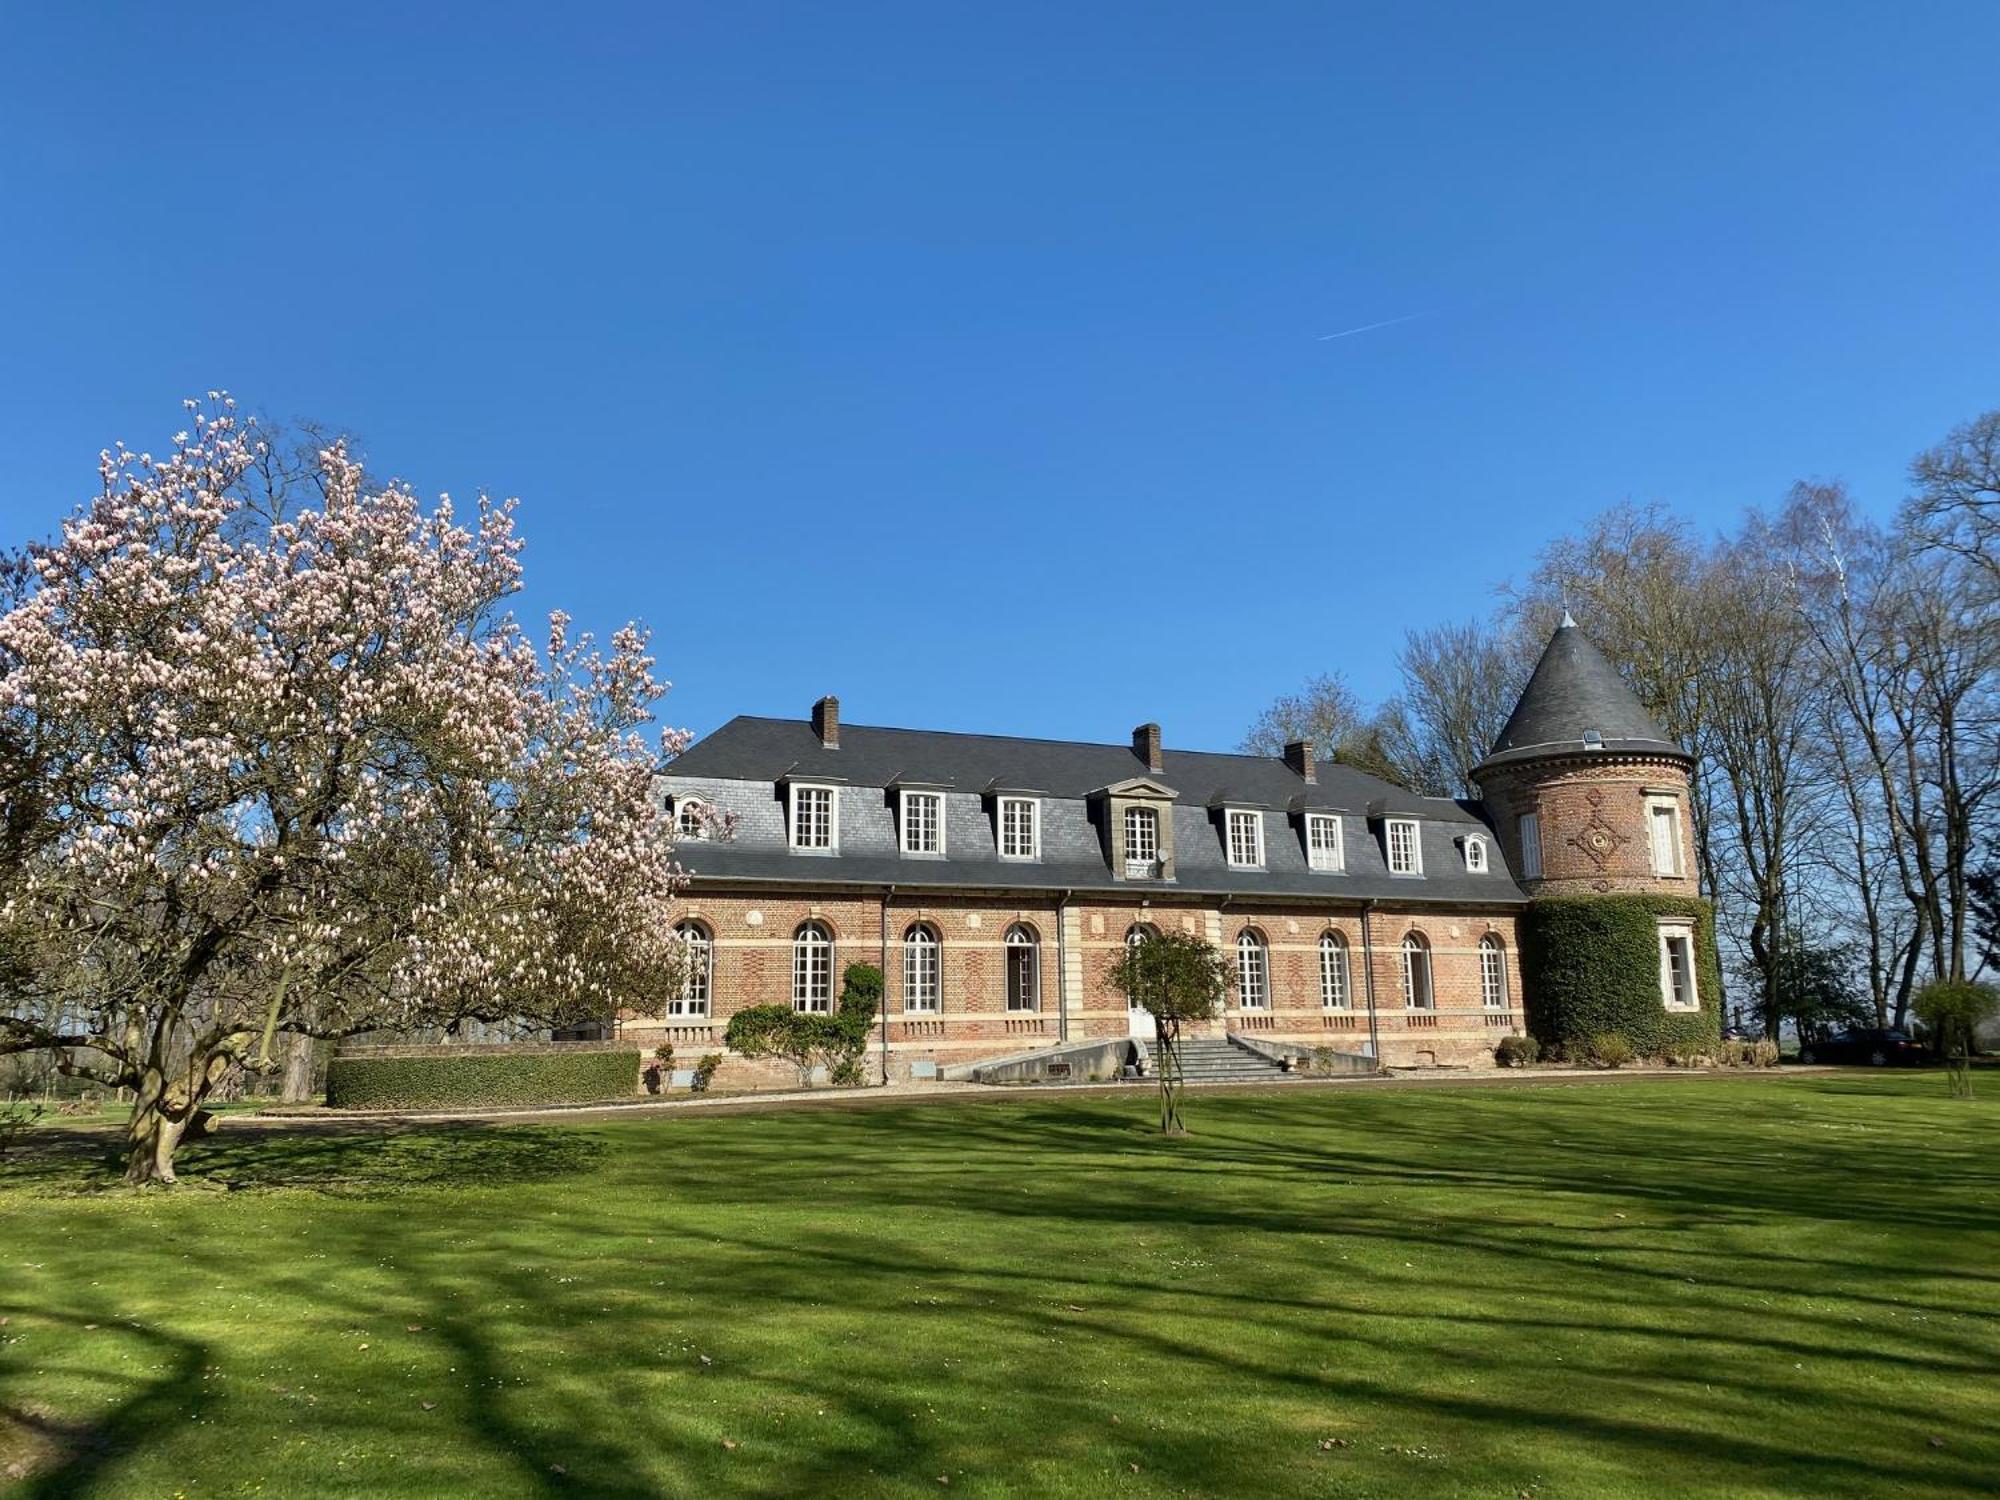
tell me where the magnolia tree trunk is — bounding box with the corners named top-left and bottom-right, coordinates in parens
top-left (117, 1044), bottom-right (237, 1185)
top-left (280, 1033), bottom-right (316, 1103)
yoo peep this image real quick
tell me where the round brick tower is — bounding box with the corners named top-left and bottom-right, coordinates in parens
top-left (1475, 615), bottom-right (1719, 1054)
top-left (1475, 615), bottom-right (1697, 896)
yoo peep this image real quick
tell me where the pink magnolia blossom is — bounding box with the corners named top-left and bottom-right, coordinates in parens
top-left (0, 399), bottom-right (688, 1181)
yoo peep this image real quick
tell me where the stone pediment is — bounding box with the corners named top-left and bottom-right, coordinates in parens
top-left (1092, 777), bottom-right (1179, 801)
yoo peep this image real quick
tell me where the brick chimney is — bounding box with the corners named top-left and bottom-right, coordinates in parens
top-left (1132, 722), bottom-right (1163, 775)
top-left (811, 695), bottom-right (840, 750)
top-left (1284, 738), bottom-right (1317, 784)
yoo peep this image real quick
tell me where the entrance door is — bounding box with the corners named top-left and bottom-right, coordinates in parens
top-left (1128, 994), bottom-right (1157, 1039)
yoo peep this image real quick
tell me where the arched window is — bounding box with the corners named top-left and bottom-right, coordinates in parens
top-left (1123, 806), bottom-right (1160, 875)
top-left (1005, 923), bottom-right (1039, 1012)
top-left (1479, 933), bottom-right (1508, 1008)
top-left (1464, 836), bottom-right (1487, 873)
top-left (1319, 931), bottom-right (1350, 1010)
top-left (671, 919), bottom-right (712, 1017)
top-left (902, 923), bottom-right (941, 1013)
top-left (792, 921), bottom-right (833, 1013)
top-left (676, 798), bottom-right (708, 840)
top-left (1401, 932), bottom-right (1434, 1010)
top-left (1236, 929), bottom-right (1269, 1010)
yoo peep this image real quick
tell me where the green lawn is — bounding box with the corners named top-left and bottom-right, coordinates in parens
top-left (2, 1075), bottom-right (1995, 1499)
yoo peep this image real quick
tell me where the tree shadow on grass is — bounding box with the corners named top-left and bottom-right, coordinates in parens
top-left (0, 1306), bottom-right (206, 1499)
top-left (2, 1121), bottom-right (609, 1199)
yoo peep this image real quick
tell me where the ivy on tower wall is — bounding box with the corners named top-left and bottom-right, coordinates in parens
top-left (1520, 894), bottom-right (1721, 1056)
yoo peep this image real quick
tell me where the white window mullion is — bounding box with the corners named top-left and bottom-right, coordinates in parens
top-left (1307, 814), bottom-right (1344, 872)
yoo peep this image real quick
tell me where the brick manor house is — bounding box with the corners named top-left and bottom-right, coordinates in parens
top-left (632, 618), bottom-right (1706, 1082)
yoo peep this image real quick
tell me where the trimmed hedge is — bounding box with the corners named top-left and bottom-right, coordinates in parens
top-left (326, 1048), bottom-right (641, 1110)
top-left (1520, 894), bottom-right (1721, 1058)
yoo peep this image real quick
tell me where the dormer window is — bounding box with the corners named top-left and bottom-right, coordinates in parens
top-left (1463, 836), bottom-right (1488, 873)
top-left (789, 783), bottom-right (837, 851)
top-left (1124, 805), bottom-right (1161, 877)
top-left (1225, 808), bottom-right (1264, 869)
top-left (998, 796), bottom-right (1039, 860)
top-left (675, 798), bottom-right (708, 840)
top-left (900, 789), bottom-right (945, 855)
top-left (1386, 818), bottom-right (1423, 876)
top-left (1306, 813), bottom-right (1345, 872)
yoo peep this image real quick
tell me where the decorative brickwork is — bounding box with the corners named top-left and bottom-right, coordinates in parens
top-left (620, 888), bottom-right (1523, 1076)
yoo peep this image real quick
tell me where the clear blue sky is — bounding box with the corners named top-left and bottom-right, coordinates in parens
top-left (3, 3), bottom-right (1995, 752)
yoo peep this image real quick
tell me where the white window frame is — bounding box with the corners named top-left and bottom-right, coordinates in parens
top-left (1319, 931), bottom-right (1350, 1009)
top-left (1479, 933), bottom-right (1507, 1009)
top-left (1648, 798), bottom-right (1684, 878)
top-left (675, 797), bottom-right (708, 841)
top-left (1305, 813), bottom-right (1345, 872)
top-left (1004, 923), bottom-right (1039, 1011)
top-left (671, 920), bottom-right (712, 1017)
top-left (1225, 808), bottom-right (1265, 869)
top-left (1659, 921), bottom-right (1700, 1011)
top-left (902, 923), bottom-right (941, 1012)
top-left (1236, 930), bottom-right (1269, 1010)
top-left (1401, 933), bottom-right (1434, 1009)
top-left (1386, 818), bottom-right (1423, 876)
top-left (900, 789), bottom-right (946, 856)
top-left (998, 796), bottom-right (1040, 861)
top-left (792, 921), bottom-right (833, 1012)
top-left (1464, 836), bottom-right (1488, 873)
top-left (789, 783), bottom-right (838, 852)
top-left (1124, 805), bottom-right (1160, 877)
top-left (1518, 812), bottom-right (1542, 880)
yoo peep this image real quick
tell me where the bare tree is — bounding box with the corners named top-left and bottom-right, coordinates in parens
top-left (1377, 621), bottom-right (1534, 796)
top-left (1907, 409), bottom-right (2000, 602)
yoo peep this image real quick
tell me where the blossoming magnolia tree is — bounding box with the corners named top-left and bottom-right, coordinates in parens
top-left (0, 399), bottom-right (689, 1183)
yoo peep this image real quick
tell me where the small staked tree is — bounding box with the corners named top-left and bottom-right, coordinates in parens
top-left (0, 399), bottom-right (689, 1183)
top-left (1912, 979), bottom-right (1999, 1099)
top-left (1106, 930), bottom-right (1229, 1136)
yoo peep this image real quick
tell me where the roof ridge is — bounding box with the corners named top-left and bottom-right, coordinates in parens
top-left (723, 714), bottom-right (1296, 764)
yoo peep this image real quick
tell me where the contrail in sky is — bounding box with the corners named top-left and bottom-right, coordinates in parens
top-left (1316, 310), bottom-right (1435, 341)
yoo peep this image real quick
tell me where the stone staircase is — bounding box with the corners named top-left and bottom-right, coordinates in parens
top-left (1165, 1036), bottom-right (1295, 1085)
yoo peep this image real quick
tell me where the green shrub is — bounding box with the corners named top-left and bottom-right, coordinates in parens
top-left (1310, 1045), bottom-right (1341, 1074)
top-left (724, 963), bottom-right (881, 1087)
top-left (1586, 1032), bottom-right (1635, 1069)
top-left (1494, 1034), bottom-right (1541, 1068)
top-left (1715, 1037), bottom-right (1780, 1069)
top-left (693, 1053), bottom-right (722, 1092)
top-left (1521, 895), bottom-right (1721, 1056)
top-left (326, 1048), bottom-right (639, 1110)
top-left (1913, 978), bottom-right (2000, 1097)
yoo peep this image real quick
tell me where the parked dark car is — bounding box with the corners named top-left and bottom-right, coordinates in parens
top-left (1797, 1028), bottom-right (1927, 1066)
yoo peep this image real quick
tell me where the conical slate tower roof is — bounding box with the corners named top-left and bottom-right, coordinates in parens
top-left (1474, 615), bottom-right (1687, 776)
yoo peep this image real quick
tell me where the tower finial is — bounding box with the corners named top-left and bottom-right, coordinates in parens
top-left (1559, 609), bottom-right (1577, 629)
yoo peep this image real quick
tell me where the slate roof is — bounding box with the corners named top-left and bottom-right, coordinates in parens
top-left (659, 717), bottom-right (1525, 905)
top-left (668, 717), bottom-right (1448, 812)
top-left (1474, 617), bottom-right (1688, 776)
